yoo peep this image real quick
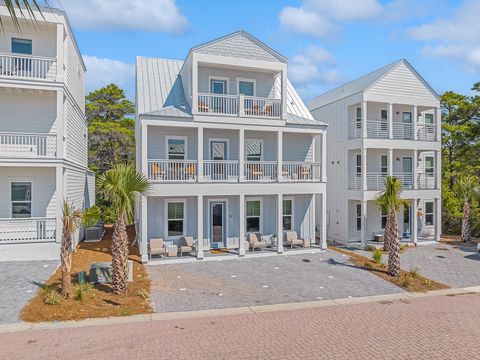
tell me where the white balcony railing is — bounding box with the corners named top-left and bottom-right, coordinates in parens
top-left (417, 124), bottom-right (437, 141)
top-left (393, 123), bottom-right (413, 140)
top-left (0, 132), bottom-right (57, 158)
top-left (147, 160), bottom-right (197, 182)
top-left (366, 120), bottom-right (389, 139)
top-left (367, 172), bottom-right (387, 190)
top-left (282, 162), bottom-right (322, 182)
top-left (348, 122), bottom-right (362, 139)
top-left (197, 93), bottom-right (282, 119)
top-left (0, 217), bottom-right (56, 244)
top-left (348, 172), bottom-right (362, 189)
top-left (203, 160), bottom-right (239, 182)
top-left (244, 161), bottom-right (277, 182)
top-left (393, 172), bottom-right (414, 189)
top-left (417, 173), bottom-right (436, 189)
top-left (0, 53), bottom-right (56, 80)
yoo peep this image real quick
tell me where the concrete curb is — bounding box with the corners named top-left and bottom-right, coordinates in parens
top-left (1, 286), bottom-right (479, 334)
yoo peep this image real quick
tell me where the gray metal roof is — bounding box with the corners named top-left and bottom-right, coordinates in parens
top-left (308, 60), bottom-right (402, 110)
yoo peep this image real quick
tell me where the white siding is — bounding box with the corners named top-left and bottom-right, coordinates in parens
top-left (64, 35), bottom-right (85, 110)
top-left (0, 21), bottom-right (56, 57)
top-left (86, 171), bottom-right (96, 208)
top-left (147, 127), bottom-right (197, 159)
top-left (283, 133), bottom-right (314, 162)
top-left (65, 168), bottom-right (87, 211)
top-left (65, 97), bottom-right (88, 166)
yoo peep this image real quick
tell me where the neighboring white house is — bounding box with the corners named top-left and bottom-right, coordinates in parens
top-left (308, 59), bottom-right (441, 247)
top-left (0, 5), bottom-right (94, 261)
top-left (136, 31), bottom-right (328, 263)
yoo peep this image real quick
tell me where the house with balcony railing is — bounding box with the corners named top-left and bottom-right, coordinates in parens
top-left (136, 31), bottom-right (328, 263)
top-left (0, 4), bottom-right (94, 261)
top-left (309, 59), bottom-right (441, 247)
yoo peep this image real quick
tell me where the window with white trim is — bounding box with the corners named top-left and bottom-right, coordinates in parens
top-left (381, 208), bottom-right (387, 229)
top-left (283, 199), bottom-right (293, 231)
top-left (246, 200), bottom-right (261, 233)
top-left (425, 201), bottom-right (434, 226)
top-left (381, 155), bottom-right (388, 175)
top-left (11, 182), bottom-right (32, 218)
top-left (167, 137), bottom-right (186, 160)
top-left (210, 79), bottom-right (227, 94)
top-left (238, 80), bottom-right (254, 96)
top-left (356, 108), bottom-right (362, 129)
top-left (425, 156), bottom-right (434, 175)
top-left (425, 113), bottom-right (434, 124)
top-left (167, 201), bottom-right (185, 237)
top-left (245, 139), bottom-right (263, 161)
top-left (356, 154), bottom-right (361, 175)
top-left (356, 204), bottom-right (362, 231)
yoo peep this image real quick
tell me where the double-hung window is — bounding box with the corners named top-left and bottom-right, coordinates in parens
top-left (167, 201), bottom-right (185, 237)
top-left (245, 139), bottom-right (263, 161)
top-left (12, 38), bottom-right (32, 72)
top-left (425, 156), bottom-right (434, 176)
top-left (381, 208), bottom-right (387, 229)
top-left (356, 154), bottom-right (362, 175)
top-left (425, 201), bottom-right (434, 226)
top-left (246, 200), bottom-right (261, 233)
top-left (424, 113), bottom-right (434, 124)
top-left (380, 155), bottom-right (388, 175)
top-left (356, 204), bottom-right (362, 231)
top-left (356, 108), bottom-right (362, 130)
top-left (210, 79), bottom-right (227, 94)
top-left (283, 199), bottom-right (293, 231)
top-left (238, 80), bottom-right (254, 96)
top-left (167, 137), bottom-right (186, 160)
top-left (11, 182), bottom-right (32, 218)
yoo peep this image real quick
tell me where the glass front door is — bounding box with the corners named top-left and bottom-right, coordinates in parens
top-left (210, 202), bottom-right (225, 248)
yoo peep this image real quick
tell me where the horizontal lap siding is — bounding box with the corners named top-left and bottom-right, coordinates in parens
top-left (65, 98), bottom-right (87, 166)
top-left (86, 172), bottom-right (96, 208)
top-left (65, 168), bottom-right (87, 211)
top-left (283, 133), bottom-right (313, 162)
top-left (0, 22), bottom-right (56, 57)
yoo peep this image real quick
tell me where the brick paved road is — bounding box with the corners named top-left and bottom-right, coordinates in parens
top-left (0, 261), bottom-right (58, 324)
top-left (148, 251), bottom-right (400, 312)
top-left (1, 294), bottom-right (479, 360)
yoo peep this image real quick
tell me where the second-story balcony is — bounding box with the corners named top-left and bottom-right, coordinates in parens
top-left (0, 132), bottom-right (57, 159)
top-left (197, 93), bottom-right (282, 119)
top-left (0, 53), bottom-right (57, 81)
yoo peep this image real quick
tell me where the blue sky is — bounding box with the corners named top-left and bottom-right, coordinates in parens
top-left (56, 0), bottom-right (479, 101)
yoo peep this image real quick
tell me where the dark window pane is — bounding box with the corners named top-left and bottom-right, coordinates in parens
top-left (12, 38), bottom-right (32, 54)
top-left (246, 201), bottom-right (260, 217)
top-left (283, 200), bottom-right (292, 215)
top-left (425, 202), bottom-right (434, 214)
top-left (239, 81), bottom-right (254, 96)
top-left (381, 216), bottom-right (387, 229)
top-left (283, 216), bottom-right (292, 231)
top-left (168, 139), bottom-right (185, 159)
top-left (168, 202), bottom-right (183, 220)
top-left (246, 217), bottom-right (260, 233)
top-left (168, 220), bottom-right (183, 236)
top-left (11, 182), bottom-right (31, 201)
top-left (356, 217), bottom-right (362, 231)
top-left (12, 202), bottom-right (31, 218)
top-left (425, 214), bottom-right (434, 226)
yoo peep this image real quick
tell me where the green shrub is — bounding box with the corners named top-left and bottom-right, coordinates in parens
top-left (119, 307), bottom-right (131, 316)
top-left (402, 273), bottom-right (412, 287)
top-left (365, 245), bottom-right (376, 252)
top-left (73, 282), bottom-right (94, 302)
top-left (372, 248), bottom-right (383, 263)
top-left (409, 267), bottom-right (420, 278)
top-left (42, 285), bottom-right (61, 305)
top-left (424, 279), bottom-right (432, 286)
top-left (136, 288), bottom-right (149, 300)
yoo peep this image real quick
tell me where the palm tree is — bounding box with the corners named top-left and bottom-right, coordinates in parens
top-left (376, 176), bottom-right (408, 277)
top-left (61, 201), bottom-right (100, 297)
top-left (98, 165), bottom-right (150, 294)
top-left (455, 175), bottom-right (480, 243)
top-left (1, 1), bottom-right (44, 31)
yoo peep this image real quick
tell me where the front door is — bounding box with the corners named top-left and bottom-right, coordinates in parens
top-left (210, 202), bottom-right (226, 248)
top-left (210, 141), bottom-right (227, 180)
top-left (403, 204), bottom-right (411, 238)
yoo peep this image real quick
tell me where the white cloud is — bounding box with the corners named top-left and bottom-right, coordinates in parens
top-left (60, 0), bottom-right (188, 33)
top-left (408, 0), bottom-right (480, 71)
top-left (83, 56), bottom-right (135, 98)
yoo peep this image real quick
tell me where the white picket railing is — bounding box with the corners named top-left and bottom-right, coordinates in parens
top-left (417, 173), bottom-right (436, 189)
top-left (393, 172), bottom-right (414, 189)
top-left (0, 53), bottom-right (56, 80)
top-left (348, 172), bottom-right (362, 189)
top-left (244, 96), bottom-right (282, 118)
top-left (393, 123), bottom-right (413, 140)
top-left (0, 132), bottom-right (57, 158)
top-left (0, 217), bottom-right (56, 244)
top-left (198, 93), bottom-right (238, 115)
top-left (203, 160), bottom-right (239, 182)
top-left (147, 160), bottom-right (197, 182)
top-left (244, 161), bottom-right (277, 182)
top-left (281, 162), bottom-right (322, 182)
top-left (367, 172), bottom-right (388, 190)
top-left (366, 120), bottom-right (389, 139)
top-left (416, 124), bottom-right (437, 141)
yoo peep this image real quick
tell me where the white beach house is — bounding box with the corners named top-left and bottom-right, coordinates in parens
top-left (308, 59), bottom-right (441, 247)
top-left (136, 31), bottom-right (328, 263)
top-left (0, 4), bottom-right (94, 260)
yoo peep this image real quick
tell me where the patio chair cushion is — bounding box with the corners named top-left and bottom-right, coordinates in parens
top-left (149, 238), bottom-right (166, 255)
top-left (285, 231), bottom-right (298, 241)
top-left (182, 236), bottom-right (195, 247)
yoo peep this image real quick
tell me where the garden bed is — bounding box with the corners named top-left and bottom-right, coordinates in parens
top-left (330, 246), bottom-right (449, 292)
top-left (21, 225), bottom-right (152, 322)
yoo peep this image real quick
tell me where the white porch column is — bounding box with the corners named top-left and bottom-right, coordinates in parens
top-left (141, 123), bottom-right (148, 176)
top-left (388, 103), bottom-right (393, 139)
top-left (361, 200), bottom-right (368, 248)
top-left (435, 107), bottom-right (442, 142)
top-left (140, 194), bottom-right (148, 263)
top-left (277, 193), bottom-right (284, 254)
top-left (413, 149), bottom-right (418, 189)
top-left (197, 195), bottom-right (204, 259)
top-left (412, 198), bottom-right (418, 245)
top-left (239, 194), bottom-right (246, 256)
top-left (56, 90), bottom-right (64, 159)
top-left (435, 197), bottom-right (441, 242)
top-left (413, 105), bottom-right (418, 140)
top-left (362, 101), bottom-right (368, 138)
top-left (281, 69), bottom-right (288, 120)
top-left (239, 129), bottom-right (245, 182)
top-left (55, 165), bottom-right (64, 244)
top-left (311, 193), bottom-right (316, 246)
top-left (435, 150), bottom-right (441, 190)
top-left (197, 126), bottom-right (203, 181)
top-left (320, 193), bottom-right (327, 249)
top-left (55, 23), bottom-right (64, 82)
top-left (387, 148), bottom-right (393, 177)
top-left (321, 131), bottom-right (327, 182)
top-left (191, 57), bottom-right (198, 115)
top-left (277, 131), bottom-right (283, 182)
top-left (361, 148), bottom-right (367, 191)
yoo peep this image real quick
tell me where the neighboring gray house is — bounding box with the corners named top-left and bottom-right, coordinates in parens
top-left (308, 59), bottom-right (441, 247)
top-left (0, 4), bottom-right (94, 261)
top-left (136, 31), bottom-right (328, 263)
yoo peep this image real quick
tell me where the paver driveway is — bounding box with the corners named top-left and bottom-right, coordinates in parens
top-left (148, 250), bottom-right (400, 312)
top-left (0, 261), bottom-right (58, 324)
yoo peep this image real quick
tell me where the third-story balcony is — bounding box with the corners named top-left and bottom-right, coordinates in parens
top-left (0, 132), bottom-right (57, 159)
top-left (0, 53), bottom-right (57, 81)
top-left (197, 93), bottom-right (282, 119)
top-left (349, 172), bottom-right (436, 190)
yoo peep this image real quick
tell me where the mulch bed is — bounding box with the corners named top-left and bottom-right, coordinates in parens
top-left (21, 225), bottom-right (152, 323)
top-left (330, 246), bottom-right (449, 292)
top-left (439, 235), bottom-right (479, 247)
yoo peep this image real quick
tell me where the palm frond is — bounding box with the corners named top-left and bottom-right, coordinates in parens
top-left (376, 176), bottom-right (409, 213)
top-left (1, 0), bottom-right (47, 32)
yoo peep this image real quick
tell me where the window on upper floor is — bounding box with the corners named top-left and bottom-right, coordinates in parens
top-left (356, 108), bottom-right (362, 129)
top-left (425, 113), bottom-right (434, 124)
top-left (210, 79), bottom-right (227, 94)
top-left (381, 155), bottom-right (388, 174)
top-left (381, 208), bottom-right (387, 229)
top-left (425, 156), bottom-right (434, 175)
top-left (238, 80), bottom-right (255, 96)
top-left (356, 154), bottom-right (361, 175)
top-left (11, 182), bottom-right (32, 218)
top-left (245, 139), bottom-right (263, 161)
top-left (381, 110), bottom-right (388, 121)
top-left (167, 137), bottom-right (186, 160)
top-left (12, 38), bottom-right (32, 54)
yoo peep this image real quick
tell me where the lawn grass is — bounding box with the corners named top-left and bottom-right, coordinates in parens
top-left (21, 225), bottom-right (152, 322)
top-left (330, 246), bottom-right (449, 292)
